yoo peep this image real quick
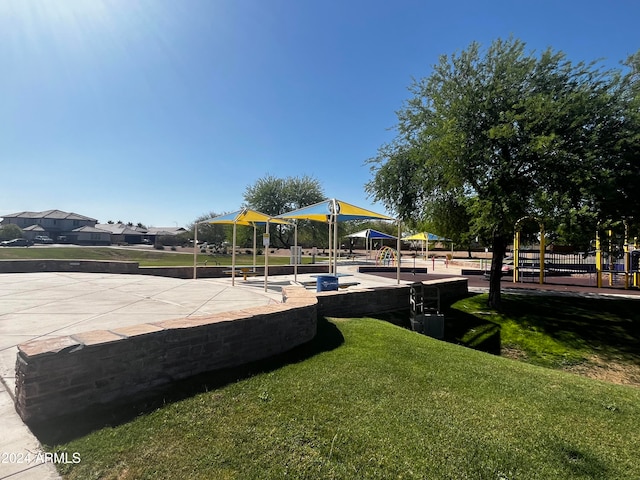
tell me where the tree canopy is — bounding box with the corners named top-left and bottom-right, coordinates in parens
top-left (0, 224), bottom-right (23, 241)
top-left (243, 174), bottom-right (326, 248)
top-left (367, 38), bottom-right (640, 307)
top-left (188, 211), bottom-right (228, 250)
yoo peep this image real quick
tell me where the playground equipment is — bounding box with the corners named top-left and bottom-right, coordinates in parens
top-left (595, 221), bottom-right (639, 289)
top-left (513, 216), bottom-right (545, 285)
top-left (513, 215), bottom-right (638, 289)
top-left (375, 246), bottom-right (398, 266)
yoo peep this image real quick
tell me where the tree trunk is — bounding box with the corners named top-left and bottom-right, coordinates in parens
top-left (487, 232), bottom-right (508, 309)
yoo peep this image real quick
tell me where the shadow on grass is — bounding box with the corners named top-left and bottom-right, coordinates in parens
top-left (369, 297), bottom-right (502, 356)
top-left (32, 317), bottom-right (344, 446)
top-left (498, 294), bottom-right (640, 364)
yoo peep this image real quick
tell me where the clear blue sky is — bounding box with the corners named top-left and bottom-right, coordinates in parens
top-left (1, 0), bottom-right (638, 227)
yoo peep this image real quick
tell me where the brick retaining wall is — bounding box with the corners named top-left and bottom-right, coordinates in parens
top-left (0, 259), bottom-right (139, 274)
top-left (15, 287), bottom-right (317, 424)
top-left (14, 278), bottom-right (468, 424)
top-left (316, 277), bottom-right (468, 317)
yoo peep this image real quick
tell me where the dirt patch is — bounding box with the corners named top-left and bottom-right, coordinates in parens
top-left (501, 347), bottom-right (529, 362)
top-left (501, 348), bottom-right (640, 388)
top-left (562, 355), bottom-right (640, 388)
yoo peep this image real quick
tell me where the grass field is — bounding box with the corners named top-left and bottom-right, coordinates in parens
top-left (0, 246), bottom-right (316, 267)
top-left (45, 294), bottom-right (640, 479)
top-left (447, 294), bottom-right (640, 385)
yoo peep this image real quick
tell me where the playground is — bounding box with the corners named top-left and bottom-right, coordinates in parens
top-left (509, 216), bottom-right (640, 291)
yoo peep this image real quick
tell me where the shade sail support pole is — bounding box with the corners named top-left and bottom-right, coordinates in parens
top-left (264, 221), bottom-right (269, 292)
top-left (327, 219), bottom-right (332, 274)
top-left (193, 222), bottom-right (199, 280)
top-left (333, 215), bottom-right (339, 275)
top-left (294, 222), bottom-right (298, 282)
top-left (232, 223), bottom-right (237, 286)
top-left (253, 224), bottom-right (257, 272)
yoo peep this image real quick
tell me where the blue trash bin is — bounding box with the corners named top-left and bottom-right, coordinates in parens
top-left (316, 275), bottom-right (339, 292)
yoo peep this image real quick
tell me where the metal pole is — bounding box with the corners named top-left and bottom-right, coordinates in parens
top-left (253, 223), bottom-right (257, 272)
top-left (294, 222), bottom-right (298, 283)
top-left (333, 211), bottom-right (339, 275)
top-left (513, 229), bottom-right (520, 283)
top-left (539, 223), bottom-right (545, 285)
top-left (608, 229), bottom-right (613, 287)
top-left (595, 228), bottom-right (602, 288)
top-left (193, 222), bottom-right (199, 279)
top-left (633, 237), bottom-right (640, 288)
top-left (264, 222), bottom-right (269, 292)
top-left (624, 220), bottom-right (630, 289)
top-left (327, 218), bottom-right (332, 274)
top-left (232, 222), bottom-right (237, 286)
top-left (426, 234), bottom-right (429, 259)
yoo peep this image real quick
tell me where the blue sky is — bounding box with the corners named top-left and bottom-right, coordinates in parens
top-left (1, 0), bottom-right (638, 227)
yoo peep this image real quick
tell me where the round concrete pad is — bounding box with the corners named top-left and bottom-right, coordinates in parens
top-left (0, 272), bottom-right (286, 387)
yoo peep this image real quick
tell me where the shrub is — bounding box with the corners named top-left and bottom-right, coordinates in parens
top-left (0, 224), bottom-right (23, 241)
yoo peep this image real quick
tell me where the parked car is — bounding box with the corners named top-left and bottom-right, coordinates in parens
top-left (0, 238), bottom-right (31, 247)
top-left (33, 235), bottom-right (54, 244)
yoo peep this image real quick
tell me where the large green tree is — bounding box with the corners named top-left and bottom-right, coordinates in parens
top-left (243, 174), bottom-right (326, 248)
top-left (367, 38), bottom-right (639, 308)
top-left (188, 211), bottom-right (228, 250)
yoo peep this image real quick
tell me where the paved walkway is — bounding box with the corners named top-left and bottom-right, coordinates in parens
top-left (0, 268), bottom-right (406, 479)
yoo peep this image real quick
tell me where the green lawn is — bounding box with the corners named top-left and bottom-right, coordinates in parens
top-left (0, 247), bottom-right (318, 267)
top-left (47, 309), bottom-right (640, 479)
top-left (446, 293), bottom-right (640, 372)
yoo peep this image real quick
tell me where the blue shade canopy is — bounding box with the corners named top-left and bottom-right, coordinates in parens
top-left (276, 199), bottom-right (395, 222)
top-left (347, 229), bottom-right (397, 240)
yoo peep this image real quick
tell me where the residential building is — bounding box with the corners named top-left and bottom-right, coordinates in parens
top-left (2, 210), bottom-right (187, 246)
top-left (1, 210), bottom-right (98, 243)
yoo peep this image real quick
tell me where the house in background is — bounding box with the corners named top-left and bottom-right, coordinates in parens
top-left (96, 224), bottom-right (188, 245)
top-left (2, 210), bottom-right (187, 246)
top-left (146, 226), bottom-right (188, 245)
top-left (1, 210), bottom-right (98, 242)
top-left (64, 226), bottom-right (112, 246)
top-left (96, 223), bottom-right (147, 245)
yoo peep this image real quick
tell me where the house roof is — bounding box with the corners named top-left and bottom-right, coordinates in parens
top-left (72, 226), bottom-right (112, 234)
top-left (96, 223), bottom-right (145, 236)
top-left (2, 210), bottom-right (97, 222)
top-left (146, 226), bottom-right (187, 235)
top-left (22, 224), bottom-right (46, 232)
